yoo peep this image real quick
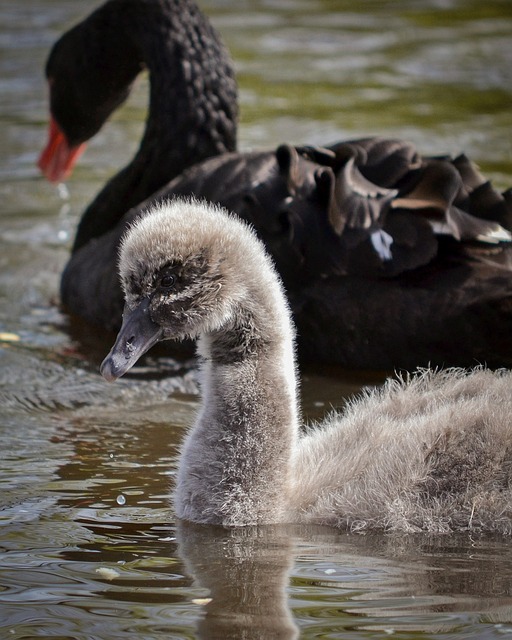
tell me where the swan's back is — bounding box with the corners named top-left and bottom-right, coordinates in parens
top-left (292, 368), bottom-right (512, 533)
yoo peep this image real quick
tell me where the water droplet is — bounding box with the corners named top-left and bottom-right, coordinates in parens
top-left (116, 494), bottom-right (126, 506)
top-left (57, 182), bottom-right (70, 200)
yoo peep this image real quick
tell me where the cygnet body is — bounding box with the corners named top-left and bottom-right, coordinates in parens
top-left (101, 198), bottom-right (512, 534)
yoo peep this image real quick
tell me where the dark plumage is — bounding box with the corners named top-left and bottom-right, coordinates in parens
top-left (39, 0), bottom-right (512, 369)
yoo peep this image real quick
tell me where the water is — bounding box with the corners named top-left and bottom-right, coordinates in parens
top-left (1, 0), bottom-right (512, 637)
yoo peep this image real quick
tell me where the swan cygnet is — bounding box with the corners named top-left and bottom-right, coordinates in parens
top-left (101, 198), bottom-right (512, 534)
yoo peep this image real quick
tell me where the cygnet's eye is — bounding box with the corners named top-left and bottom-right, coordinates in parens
top-left (160, 273), bottom-right (176, 289)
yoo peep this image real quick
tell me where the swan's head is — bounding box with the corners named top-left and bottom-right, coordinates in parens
top-left (101, 198), bottom-right (274, 381)
top-left (39, 7), bottom-right (142, 181)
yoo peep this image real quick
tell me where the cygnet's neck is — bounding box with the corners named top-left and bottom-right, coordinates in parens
top-left (175, 284), bottom-right (299, 526)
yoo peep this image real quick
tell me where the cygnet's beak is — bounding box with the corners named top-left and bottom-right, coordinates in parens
top-left (100, 298), bottom-right (163, 382)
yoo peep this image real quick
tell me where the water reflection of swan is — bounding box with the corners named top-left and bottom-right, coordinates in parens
top-left (39, 0), bottom-right (512, 370)
top-left (101, 198), bottom-right (512, 534)
top-left (176, 521), bottom-right (299, 639)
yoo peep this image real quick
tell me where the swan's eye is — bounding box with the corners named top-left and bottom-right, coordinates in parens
top-left (160, 273), bottom-right (176, 289)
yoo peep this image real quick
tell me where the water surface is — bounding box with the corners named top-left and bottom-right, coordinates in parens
top-left (1, 1), bottom-right (512, 637)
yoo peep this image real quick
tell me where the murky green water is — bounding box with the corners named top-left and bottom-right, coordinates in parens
top-left (1, 1), bottom-right (512, 637)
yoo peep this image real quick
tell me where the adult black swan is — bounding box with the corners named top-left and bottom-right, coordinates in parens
top-left (39, 0), bottom-right (512, 370)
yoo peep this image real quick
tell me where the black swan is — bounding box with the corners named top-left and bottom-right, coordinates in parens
top-left (101, 198), bottom-right (512, 534)
top-left (39, 0), bottom-right (512, 370)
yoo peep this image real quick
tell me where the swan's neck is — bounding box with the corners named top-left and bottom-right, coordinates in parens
top-left (175, 302), bottom-right (299, 526)
top-left (72, 0), bottom-right (238, 252)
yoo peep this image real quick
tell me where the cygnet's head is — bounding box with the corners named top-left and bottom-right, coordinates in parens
top-left (101, 198), bottom-right (277, 381)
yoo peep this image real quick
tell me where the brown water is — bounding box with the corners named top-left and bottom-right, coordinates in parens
top-left (1, 0), bottom-right (512, 638)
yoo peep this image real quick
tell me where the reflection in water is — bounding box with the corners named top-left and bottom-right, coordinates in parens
top-left (176, 522), bottom-right (299, 640)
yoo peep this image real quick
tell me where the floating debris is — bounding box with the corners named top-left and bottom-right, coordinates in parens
top-left (0, 332), bottom-right (20, 343)
top-left (95, 567), bottom-right (120, 581)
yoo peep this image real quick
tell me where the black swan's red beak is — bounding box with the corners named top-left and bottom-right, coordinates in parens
top-left (38, 115), bottom-right (87, 182)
